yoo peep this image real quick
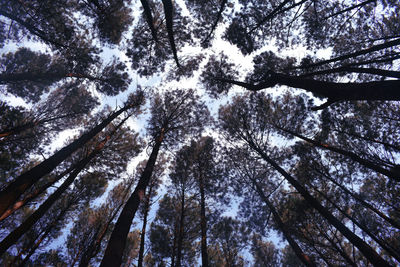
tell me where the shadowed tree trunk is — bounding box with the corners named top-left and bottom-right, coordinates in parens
top-left (140, 0), bottom-right (158, 42)
top-left (161, 0), bottom-right (180, 68)
top-left (252, 181), bottom-right (316, 267)
top-left (322, 0), bottom-right (376, 20)
top-left (137, 183), bottom-right (154, 267)
top-left (199, 173), bottom-right (209, 267)
top-left (202, 0), bottom-right (227, 46)
top-left (176, 185), bottom-right (185, 267)
top-left (274, 125), bottom-right (400, 181)
top-left (300, 66), bottom-right (400, 79)
top-left (246, 138), bottom-right (391, 267)
top-left (0, 101), bottom-right (139, 218)
top-left (100, 129), bottom-right (165, 267)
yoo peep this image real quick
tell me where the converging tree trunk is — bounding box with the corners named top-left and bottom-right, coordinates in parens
top-left (137, 183), bottom-right (154, 267)
top-left (161, 0), bottom-right (180, 68)
top-left (100, 129), bottom-right (165, 267)
top-left (199, 173), bottom-right (209, 267)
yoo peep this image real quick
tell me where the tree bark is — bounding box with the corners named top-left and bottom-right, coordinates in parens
top-left (322, 0), bottom-right (376, 20)
top-left (199, 173), bottom-right (209, 267)
top-left (161, 0), bottom-right (180, 68)
top-left (137, 183), bottom-right (154, 267)
top-left (274, 125), bottom-right (400, 181)
top-left (246, 138), bottom-right (391, 266)
top-left (100, 129), bottom-right (165, 267)
top-left (0, 104), bottom-right (134, 217)
top-left (176, 186), bottom-right (185, 267)
top-left (300, 66), bottom-right (400, 79)
top-left (253, 181), bottom-right (316, 267)
top-left (140, 0), bottom-right (158, 42)
top-left (217, 73), bottom-right (400, 101)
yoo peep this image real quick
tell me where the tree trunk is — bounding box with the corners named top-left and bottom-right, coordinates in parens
top-left (140, 0), bottom-right (158, 42)
top-left (0, 163), bottom-right (74, 222)
top-left (217, 73), bottom-right (400, 101)
top-left (300, 66), bottom-right (400, 79)
top-left (246, 139), bottom-right (391, 266)
top-left (176, 186), bottom-right (185, 267)
top-left (274, 125), bottom-right (400, 181)
top-left (161, 0), bottom-right (180, 68)
top-left (100, 129), bottom-right (165, 267)
top-left (202, 0), bottom-right (227, 46)
top-left (0, 104), bottom-right (133, 217)
top-left (137, 183), bottom-right (154, 267)
top-left (314, 167), bottom-right (400, 230)
top-left (199, 173), bottom-right (209, 267)
top-left (293, 38), bottom-right (400, 69)
top-left (322, 0), bottom-right (376, 20)
top-left (253, 181), bottom-right (316, 267)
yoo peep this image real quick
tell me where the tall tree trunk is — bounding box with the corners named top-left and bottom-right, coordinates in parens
top-left (0, 163), bottom-right (74, 222)
top-left (300, 66), bottom-right (400, 79)
top-left (216, 73), bottom-right (400, 101)
top-left (312, 186), bottom-right (400, 262)
top-left (137, 183), bottom-right (154, 267)
top-left (246, 139), bottom-right (391, 266)
top-left (322, 0), bottom-right (376, 20)
top-left (253, 181), bottom-right (316, 267)
top-left (274, 125), bottom-right (400, 181)
top-left (161, 0), bottom-right (180, 68)
top-left (171, 219), bottom-right (178, 267)
top-left (0, 147), bottom-right (99, 256)
top-left (293, 38), bottom-right (400, 70)
top-left (100, 129), bottom-right (165, 267)
top-left (176, 186), bottom-right (185, 267)
top-left (0, 103), bottom-right (135, 217)
top-left (314, 167), bottom-right (400, 230)
top-left (202, 0), bottom-right (227, 46)
top-left (140, 0), bottom-right (158, 42)
top-left (199, 173), bottom-right (209, 267)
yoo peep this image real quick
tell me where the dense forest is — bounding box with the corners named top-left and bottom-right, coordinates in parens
top-left (0, 0), bottom-right (399, 266)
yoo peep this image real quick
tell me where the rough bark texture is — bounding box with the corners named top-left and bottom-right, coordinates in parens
top-left (140, 0), bottom-right (158, 42)
top-left (161, 0), bottom-right (180, 68)
top-left (137, 184), bottom-right (153, 267)
top-left (100, 130), bottom-right (164, 267)
top-left (247, 139), bottom-right (391, 267)
top-left (199, 174), bottom-right (209, 267)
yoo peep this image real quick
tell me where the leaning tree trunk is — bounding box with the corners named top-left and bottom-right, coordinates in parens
top-left (252, 181), bottom-right (316, 267)
top-left (199, 173), bottom-right (209, 267)
top-left (137, 183), bottom-right (154, 267)
top-left (246, 139), bottom-right (391, 267)
top-left (161, 0), bottom-right (180, 68)
top-left (140, 0), bottom-right (158, 42)
top-left (100, 129), bottom-right (165, 267)
top-left (202, 0), bottom-right (227, 46)
top-left (274, 125), bottom-right (400, 181)
top-left (176, 186), bottom-right (185, 267)
top-left (0, 103), bottom-right (135, 218)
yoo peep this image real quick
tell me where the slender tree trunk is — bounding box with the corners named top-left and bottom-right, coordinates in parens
top-left (100, 129), bottom-right (165, 267)
top-left (140, 0), bottom-right (158, 42)
top-left (0, 163), bottom-right (74, 222)
top-left (217, 73), bottom-right (400, 101)
top-left (246, 138), bottom-right (391, 266)
top-left (0, 9), bottom-right (68, 48)
top-left (253, 181), bottom-right (316, 267)
top-left (274, 125), bottom-right (400, 181)
top-left (0, 104), bottom-right (134, 217)
top-left (137, 184), bottom-right (154, 267)
top-left (202, 0), bottom-right (227, 45)
top-left (176, 186), bottom-right (185, 267)
top-left (300, 66), bottom-right (400, 79)
top-left (293, 38), bottom-right (400, 69)
top-left (199, 173), bottom-right (209, 267)
top-left (171, 219), bottom-right (178, 267)
top-left (161, 0), bottom-right (180, 68)
top-left (0, 148), bottom-right (98, 256)
top-left (323, 0), bottom-right (376, 20)
top-left (312, 186), bottom-right (400, 262)
top-left (314, 167), bottom-right (400, 230)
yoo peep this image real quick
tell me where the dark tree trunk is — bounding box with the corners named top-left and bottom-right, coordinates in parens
top-left (253, 181), bottom-right (316, 267)
top-left (274, 125), bottom-right (400, 181)
top-left (202, 0), bottom-right (227, 46)
top-left (217, 73), bottom-right (400, 101)
top-left (171, 219), bottom-right (178, 267)
top-left (314, 167), bottom-right (400, 230)
top-left (176, 186), bottom-right (185, 267)
top-left (323, 0), bottom-right (376, 20)
top-left (0, 9), bottom-right (68, 48)
top-left (137, 184), bottom-right (154, 267)
top-left (161, 0), bottom-right (180, 68)
top-left (0, 150), bottom-right (97, 256)
top-left (140, 0), bottom-right (158, 42)
top-left (246, 139), bottom-right (391, 266)
top-left (300, 66), bottom-right (400, 79)
top-left (0, 164), bottom-right (74, 222)
top-left (0, 104), bottom-right (133, 217)
top-left (293, 38), bottom-right (400, 69)
top-left (100, 129), bottom-right (165, 267)
top-left (199, 173), bottom-right (209, 267)
top-left (312, 186), bottom-right (400, 262)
